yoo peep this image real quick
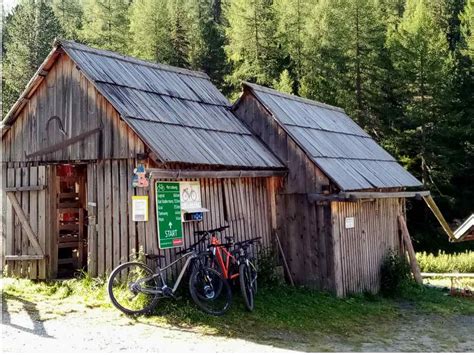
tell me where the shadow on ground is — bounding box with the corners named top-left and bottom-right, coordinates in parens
top-left (2, 293), bottom-right (54, 339)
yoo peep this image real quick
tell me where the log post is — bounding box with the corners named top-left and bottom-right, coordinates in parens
top-left (398, 215), bottom-right (423, 285)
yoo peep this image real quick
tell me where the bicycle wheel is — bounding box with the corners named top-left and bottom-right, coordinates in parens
top-left (108, 262), bottom-right (160, 315)
top-left (239, 263), bottom-right (254, 311)
top-left (249, 258), bottom-right (258, 295)
top-left (189, 266), bottom-right (232, 316)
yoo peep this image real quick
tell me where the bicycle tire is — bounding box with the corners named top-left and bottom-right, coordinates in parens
top-left (239, 263), bottom-right (254, 311)
top-left (108, 262), bottom-right (160, 315)
top-left (189, 266), bottom-right (232, 316)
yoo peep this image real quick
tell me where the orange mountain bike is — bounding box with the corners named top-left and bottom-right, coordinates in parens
top-left (194, 226), bottom-right (260, 311)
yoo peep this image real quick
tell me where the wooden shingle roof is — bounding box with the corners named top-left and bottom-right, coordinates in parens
top-left (241, 82), bottom-right (422, 190)
top-left (2, 40), bottom-right (283, 169)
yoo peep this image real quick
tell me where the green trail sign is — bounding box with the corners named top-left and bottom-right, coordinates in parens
top-left (155, 182), bottom-right (184, 249)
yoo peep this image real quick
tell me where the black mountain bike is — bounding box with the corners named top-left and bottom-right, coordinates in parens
top-left (233, 238), bottom-right (260, 311)
top-left (107, 237), bottom-right (232, 316)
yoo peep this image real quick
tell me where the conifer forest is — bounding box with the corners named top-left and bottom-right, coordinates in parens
top-left (2, 0), bottom-right (473, 251)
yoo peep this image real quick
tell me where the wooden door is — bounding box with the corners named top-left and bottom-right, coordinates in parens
top-left (4, 166), bottom-right (50, 279)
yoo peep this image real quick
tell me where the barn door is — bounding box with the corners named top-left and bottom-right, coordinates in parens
top-left (5, 166), bottom-right (49, 279)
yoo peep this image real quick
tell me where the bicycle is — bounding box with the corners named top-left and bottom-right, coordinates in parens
top-left (194, 226), bottom-right (260, 311)
top-left (233, 238), bottom-right (260, 311)
top-left (107, 235), bottom-right (232, 316)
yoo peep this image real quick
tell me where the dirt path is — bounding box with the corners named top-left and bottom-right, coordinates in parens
top-left (2, 296), bottom-right (473, 352)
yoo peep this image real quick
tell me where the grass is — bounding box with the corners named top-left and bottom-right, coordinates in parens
top-left (2, 273), bottom-right (473, 343)
top-left (416, 250), bottom-right (474, 273)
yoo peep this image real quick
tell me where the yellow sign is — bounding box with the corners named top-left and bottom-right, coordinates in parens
top-left (132, 196), bottom-right (148, 222)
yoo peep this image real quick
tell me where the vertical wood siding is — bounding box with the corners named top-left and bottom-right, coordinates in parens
top-left (234, 93), bottom-right (336, 292)
top-left (4, 164), bottom-right (51, 279)
top-left (87, 159), bottom-right (275, 277)
top-left (1, 54), bottom-right (145, 163)
top-left (331, 198), bottom-right (403, 296)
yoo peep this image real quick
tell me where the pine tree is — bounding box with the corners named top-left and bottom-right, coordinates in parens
top-left (301, 0), bottom-right (386, 132)
top-left (461, 0), bottom-right (474, 57)
top-left (225, 0), bottom-right (281, 90)
top-left (274, 69), bottom-right (294, 94)
top-left (188, 0), bottom-right (227, 86)
top-left (387, 0), bottom-right (453, 188)
top-left (81, 0), bottom-right (130, 53)
top-left (52, 0), bottom-right (83, 40)
top-left (273, 0), bottom-right (313, 93)
top-left (3, 0), bottom-right (62, 117)
top-left (300, 0), bottom-right (345, 106)
top-left (128, 0), bottom-right (173, 63)
top-left (168, 0), bottom-right (191, 68)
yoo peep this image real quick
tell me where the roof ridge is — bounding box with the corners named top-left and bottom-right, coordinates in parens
top-left (57, 39), bottom-right (210, 80)
top-left (242, 81), bottom-right (345, 113)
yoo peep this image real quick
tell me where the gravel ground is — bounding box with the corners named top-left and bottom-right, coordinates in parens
top-left (2, 295), bottom-right (473, 353)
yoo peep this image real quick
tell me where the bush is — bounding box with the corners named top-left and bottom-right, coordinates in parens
top-left (380, 249), bottom-right (411, 296)
top-left (416, 251), bottom-right (474, 273)
top-left (257, 247), bottom-right (282, 287)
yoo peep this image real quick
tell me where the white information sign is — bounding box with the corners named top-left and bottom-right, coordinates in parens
top-left (180, 181), bottom-right (201, 210)
top-left (345, 217), bottom-right (355, 229)
top-left (132, 196), bottom-right (149, 221)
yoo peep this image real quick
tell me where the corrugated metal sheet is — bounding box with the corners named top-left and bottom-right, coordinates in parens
top-left (244, 82), bottom-right (422, 190)
top-left (58, 40), bottom-right (282, 169)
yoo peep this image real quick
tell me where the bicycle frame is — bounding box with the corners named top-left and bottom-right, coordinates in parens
top-left (210, 235), bottom-right (239, 280)
top-left (137, 251), bottom-right (196, 295)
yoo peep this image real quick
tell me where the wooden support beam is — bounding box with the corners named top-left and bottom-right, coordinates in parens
top-left (274, 232), bottom-right (294, 287)
top-left (25, 126), bottom-right (102, 159)
top-left (307, 193), bottom-right (356, 203)
top-left (147, 168), bottom-right (287, 179)
top-left (5, 255), bottom-right (46, 261)
top-left (398, 215), bottom-right (423, 285)
top-left (4, 185), bottom-right (46, 192)
top-left (342, 190), bottom-right (431, 199)
top-left (422, 195), bottom-right (456, 241)
top-left (6, 192), bottom-right (45, 256)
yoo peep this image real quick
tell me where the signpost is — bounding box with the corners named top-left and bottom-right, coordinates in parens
top-left (155, 182), bottom-right (184, 249)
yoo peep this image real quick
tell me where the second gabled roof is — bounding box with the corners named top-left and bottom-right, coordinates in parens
top-left (2, 40), bottom-right (283, 169)
top-left (240, 82), bottom-right (422, 190)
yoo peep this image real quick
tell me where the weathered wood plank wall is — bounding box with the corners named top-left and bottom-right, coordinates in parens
top-left (233, 93), bottom-right (336, 291)
top-left (4, 165), bottom-right (51, 279)
top-left (1, 54), bottom-right (145, 163)
top-left (331, 198), bottom-right (403, 296)
top-left (86, 159), bottom-right (276, 277)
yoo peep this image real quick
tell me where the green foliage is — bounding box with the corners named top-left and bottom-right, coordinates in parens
top-left (188, 0), bottom-right (228, 86)
top-left (51, 0), bottom-right (83, 40)
top-left (256, 247), bottom-right (282, 287)
top-left (417, 250), bottom-right (474, 273)
top-left (81, 0), bottom-right (130, 53)
top-left (128, 0), bottom-right (173, 63)
top-left (460, 0), bottom-right (474, 57)
top-left (224, 0), bottom-right (281, 88)
top-left (273, 69), bottom-right (294, 94)
top-left (380, 249), bottom-right (411, 296)
top-left (3, 0), bottom-right (62, 117)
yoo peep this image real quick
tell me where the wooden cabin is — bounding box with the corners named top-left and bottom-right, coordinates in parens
top-left (0, 40), bottom-right (285, 279)
top-left (233, 82), bottom-right (423, 296)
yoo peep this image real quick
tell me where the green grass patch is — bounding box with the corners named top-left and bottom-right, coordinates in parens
top-left (416, 250), bottom-right (474, 273)
top-left (2, 274), bottom-right (473, 343)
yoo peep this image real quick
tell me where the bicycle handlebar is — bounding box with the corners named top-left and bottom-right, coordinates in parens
top-left (175, 233), bottom-right (208, 256)
top-left (194, 225), bottom-right (230, 236)
top-left (234, 237), bottom-right (262, 248)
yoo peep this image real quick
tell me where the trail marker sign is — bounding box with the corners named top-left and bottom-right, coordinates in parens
top-left (155, 182), bottom-right (184, 249)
